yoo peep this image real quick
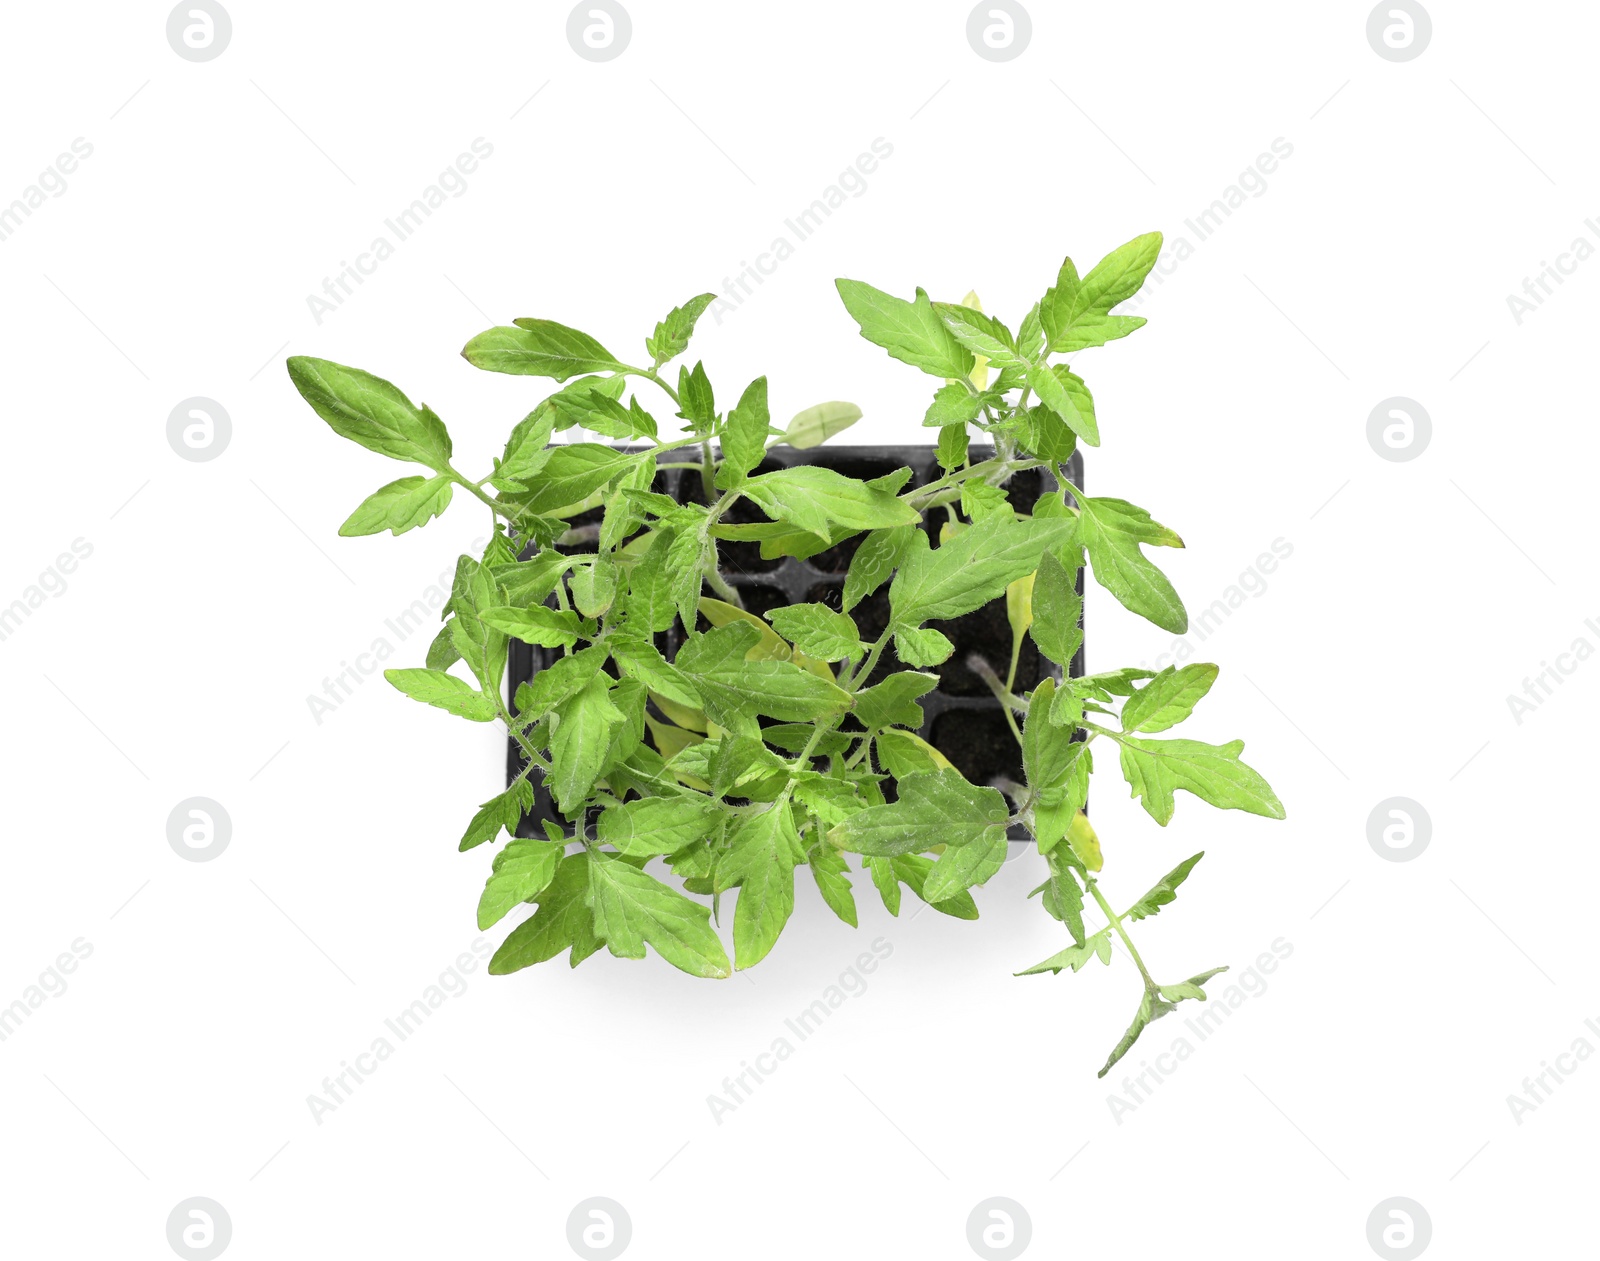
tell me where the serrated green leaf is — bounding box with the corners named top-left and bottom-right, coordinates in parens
top-left (675, 623), bottom-right (852, 739)
top-left (596, 793), bottom-right (722, 857)
top-left (742, 466), bottom-right (919, 540)
top-left (547, 674), bottom-right (623, 813)
top-left (924, 827), bottom-right (1008, 902)
top-left (854, 672), bottom-right (939, 730)
top-left (843, 524), bottom-right (913, 612)
top-left (924, 383), bottom-right (983, 428)
top-left (647, 293), bottom-right (717, 365)
top-left (892, 625), bottom-right (954, 667)
top-left (514, 643), bottom-right (608, 719)
top-left (716, 804), bottom-right (805, 969)
top-left (1077, 495), bottom-right (1188, 634)
top-left (586, 851), bottom-right (731, 978)
top-left (716, 376), bottom-right (771, 487)
top-left (477, 837), bottom-right (563, 929)
top-left (488, 852), bottom-right (602, 973)
top-left (340, 475), bottom-right (454, 537)
top-left (480, 605), bottom-right (583, 649)
top-left (829, 769), bottom-right (1008, 858)
top-left (889, 514), bottom-right (1075, 627)
top-left (462, 320), bottom-right (622, 380)
top-left (808, 844), bottom-right (858, 927)
top-left (1017, 927), bottom-right (1112, 975)
top-left (934, 302), bottom-right (1020, 366)
top-left (1124, 852), bottom-right (1206, 921)
top-left (515, 444), bottom-right (632, 516)
top-left (458, 779), bottom-right (535, 852)
top-left (1116, 737), bottom-right (1285, 825)
top-left (937, 422), bottom-right (970, 470)
top-left (767, 603), bottom-right (862, 662)
top-left (385, 668), bottom-right (497, 721)
top-left (286, 356), bottom-right (453, 468)
top-left (1030, 550), bottom-right (1083, 668)
top-left (1120, 663), bottom-right (1219, 733)
top-left (834, 279), bottom-right (974, 380)
top-left (1027, 362), bottom-right (1098, 447)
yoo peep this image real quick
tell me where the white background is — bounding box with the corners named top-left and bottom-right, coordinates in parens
top-left (1, 1), bottom-right (1593, 1258)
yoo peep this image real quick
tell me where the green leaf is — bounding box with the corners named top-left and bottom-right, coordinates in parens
top-left (586, 851), bottom-right (731, 978)
top-left (1016, 927), bottom-right (1112, 975)
top-left (842, 524), bottom-right (913, 612)
top-left (889, 514), bottom-right (1075, 627)
top-left (477, 837), bottom-right (563, 929)
top-left (569, 555), bottom-right (618, 618)
top-left (286, 356), bottom-right (452, 468)
top-left (1042, 848), bottom-right (1087, 944)
top-left (1029, 550), bottom-right (1083, 668)
top-left (547, 674), bottom-right (623, 813)
top-left (874, 729), bottom-right (951, 779)
top-left (716, 803), bottom-right (805, 969)
top-left (1026, 362), bottom-right (1098, 447)
top-left (893, 626), bottom-right (954, 667)
top-left (1120, 663), bottom-right (1219, 734)
top-left (339, 475), bottom-right (454, 537)
top-left (834, 279), bottom-right (974, 380)
top-left (742, 466), bottom-right (919, 540)
top-left (785, 401), bottom-right (862, 448)
top-left (516, 444), bottom-right (632, 515)
top-left (458, 779), bottom-right (535, 852)
top-left (1077, 495), bottom-right (1188, 634)
top-left (934, 303), bottom-right (1019, 366)
top-left (679, 360), bottom-right (715, 429)
top-left (480, 605), bottom-right (583, 649)
top-left (1099, 989), bottom-right (1177, 1078)
top-left (829, 769), bottom-right (1008, 858)
top-left (854, 672), bottom-right (939, 730)
top-left (715, 376), bottom-right (770, 487)
top-left (923, 383), bottom-right (983, 428)
top-left (647, 293), bottom-right (717, 365)
top-left (766, 603), bottom-right (862, 662)
top-left (1125, 852), bottom-right (1205, 922)
top-left (609, 634), bottom-right (702, 709)
top-left (1041, 233), bottom-right (1161, 354)
top-left (495, 407), bottom-right (557, 486)
top-left (1116, 736), bottom-right (1285, 825)
top-left (488, 852), bottom-right (603, 973)
top-left (621, 528), bottom-right (680, 634)
top-left (924, 827), bottom-right (1008, 902)
top-left (937, 421), bottom-right (970, 470)
top-left (675, 622), bottom-right (852, 739)
top-left (462, 320), bottom-right (623, 380)
top-left (808, 845), bottom-right (858, 927)
top-left (514, 643), bottom-right (608, 718)
top-left (1023, 680), bottom-right (1091, 855)
top-left (1016, 404), bottom-right (1079, 464)
top-left (385, 668), bottom-right (497, 721)
top-left (886, 853), bottom-right (980, 919)
top-left (596, 793), bottom-right (722, 857)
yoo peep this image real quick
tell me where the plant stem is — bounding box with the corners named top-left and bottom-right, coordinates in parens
top-left (1086, 877), bottom-right (1157, 991)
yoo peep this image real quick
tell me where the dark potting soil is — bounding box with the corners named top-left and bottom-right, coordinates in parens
top-left (506, 444), bottom-right (1084, 836)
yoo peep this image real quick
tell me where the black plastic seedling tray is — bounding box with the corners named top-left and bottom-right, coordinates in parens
top-left (506, 444), bottom-right (1084, 838)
